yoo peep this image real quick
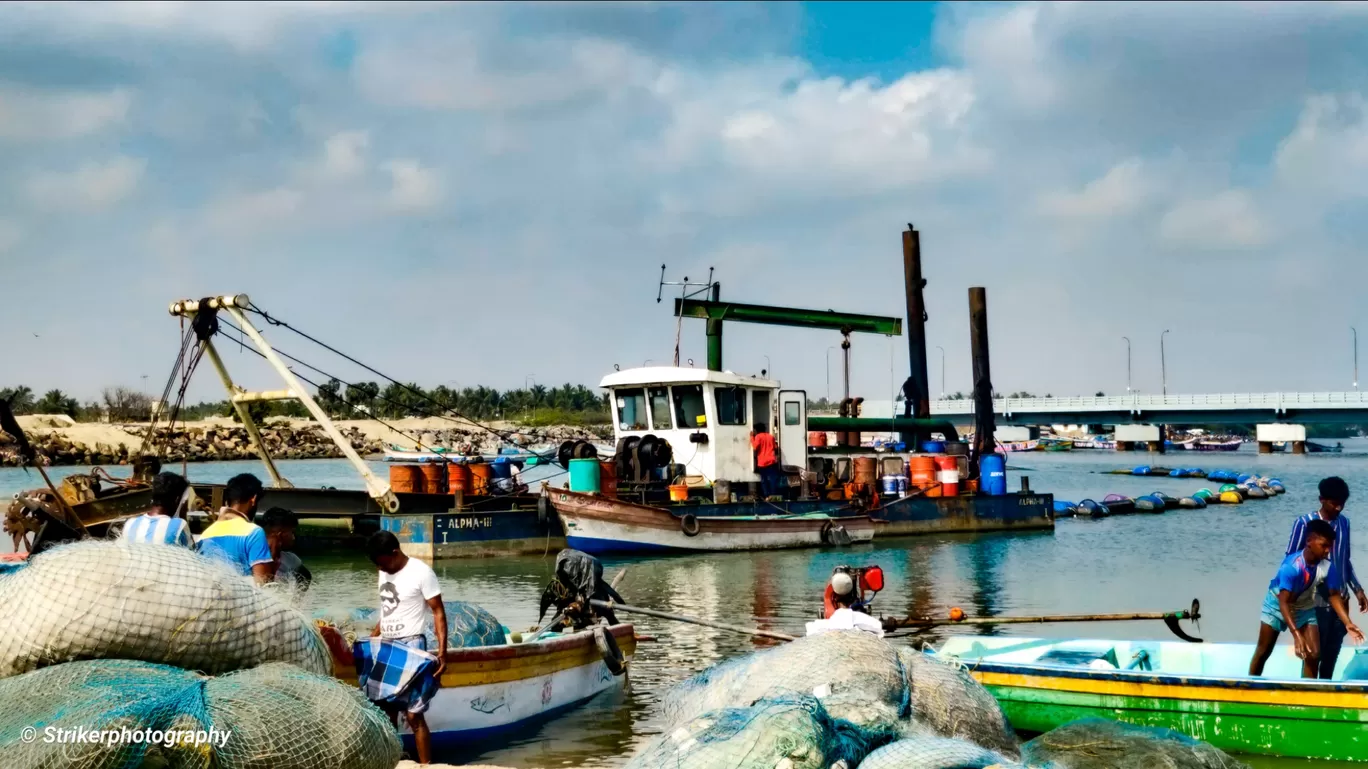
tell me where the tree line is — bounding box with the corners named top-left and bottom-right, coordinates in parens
top-left (1, 381), bottom-right (610, 426)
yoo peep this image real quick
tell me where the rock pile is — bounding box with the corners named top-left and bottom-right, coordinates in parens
top-left (0, 425), bottom-right (385, 467)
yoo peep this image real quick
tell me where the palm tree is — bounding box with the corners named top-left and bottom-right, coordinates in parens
top-left (0, 385), bottom-right (35, 414)
top-left (34, 389), bottom-right (78, 417)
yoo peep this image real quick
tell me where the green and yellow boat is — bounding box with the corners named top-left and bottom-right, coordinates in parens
top-left (934, 636), bottom-right (1368, 762)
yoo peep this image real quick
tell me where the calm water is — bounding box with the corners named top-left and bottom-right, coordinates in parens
top-left (4, 446), bottom-right (1367, 767)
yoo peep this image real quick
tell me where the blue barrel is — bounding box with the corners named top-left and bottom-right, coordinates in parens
top-left (980, 454), bottom-right (1007, 495)
top-left (881, 475), bottom-right (899, 495)
top-left (568, 458), bottom-right (601, 493)
top-left (1236, 474), bottom-right (1251, 484)
top-left (490, 461), bottom-right (513, 480)
top-left (1132, 466), bottom-right (1151, 475)
top-left (920, 440), bottom-right (945, 453)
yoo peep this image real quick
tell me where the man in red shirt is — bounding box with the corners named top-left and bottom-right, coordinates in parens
top-left (751, 422), bottom-right (781, 499)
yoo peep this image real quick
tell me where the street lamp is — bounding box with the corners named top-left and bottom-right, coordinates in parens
top-left (825, 347), bottom-right (837, 402)
top-left (935, 345), bottom-right (946, 398)
top-left (1122, 337), bottom-right (1131, 393)
top-left (1354, 327), bottom-right (1359, 391)
top-left (763, 355), bottom-right (771, 378)
top-left (1160, 330), bottom-right (1170, 397)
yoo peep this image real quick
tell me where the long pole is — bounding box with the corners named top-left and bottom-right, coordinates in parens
top-left (1160, 329), bottom-right (1170, 396)
top-left (590, 599), bottom-right (796, 642)
top-left (1122, 336), bottom-right (1131, 393)
top-left (936, 345), bottom-right (946, 397)
top-left (901, 225), bottom-right (931, 420)
top-left (825, 347), bottom-right (836, 403)
top-left (1354, 327), bottom-right (1359, 391)
top-left (969, 288), bottom-right (996, 470)
top-left (893, 607), bottom-right (1198, 628)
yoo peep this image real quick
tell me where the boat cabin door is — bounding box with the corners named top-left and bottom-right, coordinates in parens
top-left (777, 390), bottom-right (807, 470)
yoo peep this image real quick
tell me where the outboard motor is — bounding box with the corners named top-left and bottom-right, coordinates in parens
top-left (538, 549), bottom-right (625, 629)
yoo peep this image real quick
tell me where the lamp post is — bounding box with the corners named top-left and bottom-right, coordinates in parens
top-left (763, 355), bottom-right (771, 378)
top-left (825, 346), bottom-right (837, 403)
top-left (1122, 336), bottom-right (1131, 393)
top-left (1354, 327), bottom-right (1359, 392)
top-left (1160, 330), bottom-right (1170, 397)
top-left (935, 345), bottom-right (946, 398)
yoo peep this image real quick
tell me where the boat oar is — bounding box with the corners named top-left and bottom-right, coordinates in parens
top-left (590, 599), bottom-right (797, 642)
top-left (888, 599), bottom-right (1203, 643)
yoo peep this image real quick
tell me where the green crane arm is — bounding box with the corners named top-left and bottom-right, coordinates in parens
top-left (674, 299), bottom-right (902, 335)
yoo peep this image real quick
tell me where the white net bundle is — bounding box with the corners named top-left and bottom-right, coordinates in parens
top-left (1022, 718), bottom-right (1249, 769)
top-left (0, 541), bottom-right (331, 678)
top-left (662, 631), bottom-right (910, 737)
top-left (859, 732), bottom-right (1022, 768)
top-left (897, 647), bottom-right (1020, 758)
top-left (0, 659), bottom-right (400, 769)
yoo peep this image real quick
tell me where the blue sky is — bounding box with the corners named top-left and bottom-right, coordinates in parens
top-left (4, 2), bottom-right (1368, 405)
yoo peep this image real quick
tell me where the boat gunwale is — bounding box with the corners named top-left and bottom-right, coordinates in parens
top-left (552, 488), bottom-right (874, 525)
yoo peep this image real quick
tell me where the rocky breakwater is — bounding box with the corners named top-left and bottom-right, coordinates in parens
top-left (0, 423), bottom-right (386, 467)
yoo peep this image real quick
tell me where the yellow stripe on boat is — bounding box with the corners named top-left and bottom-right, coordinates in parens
top-left (972, 669), bottom-right (1368, 709)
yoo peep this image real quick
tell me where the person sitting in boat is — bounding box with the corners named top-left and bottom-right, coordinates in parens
top-left (364, 530), bottom-right (447, 765)
top-left (197, 473), bottom-right (275, 584)
top-left (806, 571), bottom-right (885, 638)
top-left (1284, 476), bottom-right (1367, 680)
top-left (750, 422), bottom-right (782, 499)
top-left (259, 506), bottom-right (310, 592)
top-left (1249, 518), bottom-right (1364, 678)
top-left (120, 471), bottom-right (193, 548)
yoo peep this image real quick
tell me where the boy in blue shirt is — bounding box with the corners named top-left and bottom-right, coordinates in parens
top-left (197, 473), bottom-right (274, 584)
top-left (1249, 518), bottom-right (1363, 678)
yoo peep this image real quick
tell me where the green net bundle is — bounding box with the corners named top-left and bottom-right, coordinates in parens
top-left (898, 648), bottom-right (1019, 758)
top-left (663, 631), bottom-right (911, 736)
top-left (858, 733), bottom-right (1022, 768)
top-left (1022, 718), bottom-right (1249, 769)
top-left (0, 659), bottom-right (400, 769)
top-left (625, 695), bottom-right (880, 769)
top-left (0, 541), bottom-right (331, 678)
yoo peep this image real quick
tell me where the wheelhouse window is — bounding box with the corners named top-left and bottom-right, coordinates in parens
top-left (649, 387), bottom-right (673, 430)
top-left (714, 386), bottom-right (747, 426)
top-left (615, 388), bottom-right (648, 431)
top-left (672, 384), bottom-right (706, 428)
top-left (784, 401), bottom-right (801, 426)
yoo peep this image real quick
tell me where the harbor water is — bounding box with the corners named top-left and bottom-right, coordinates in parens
top-left (4, 446), bottom-right (1367, 767)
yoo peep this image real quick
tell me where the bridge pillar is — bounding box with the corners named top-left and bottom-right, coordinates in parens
top-left (1256, 424), bottom-right (1306, 455)
top-left (1115, 424), bottom-right (1160, 452)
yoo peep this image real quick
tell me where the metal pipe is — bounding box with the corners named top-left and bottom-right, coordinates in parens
top-left (807, 416), bottom-right (959, 443)
top-left (841, 333), bottom-right (852, 401)
top-left (1161, 329), bottom-right (1171, 396)
top-left (969, 287), bottom-right (996, 473)
top-left (705, 283), bottom-right (723, 372)
top-left (901, 225), bottom-right (931, 421)
top-left (201, 339), bottom-right (286, 489)
top-left (825, 346), bottom-right (837, 402)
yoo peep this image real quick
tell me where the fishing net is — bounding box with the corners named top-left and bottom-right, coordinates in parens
top-left (1022, 718), bottom-right (1249, 769)
top-left (0, 659), bottom-right (401, 769)
top-left (318, 600), bottom-right (507, 649)
top-left (0, 541), bottom-right (331, 678)
top-left (859, 733), bottom-right (1021, 769)
top-left (625, 695), bottom-right (879, 769)
top-left (899, 647), bottom-right (1020, 758)
top-left (662, 631), bottom-right (910, 736)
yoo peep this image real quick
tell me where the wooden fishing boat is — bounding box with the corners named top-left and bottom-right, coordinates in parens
top-left (551, 488), bottom-right (875, 554)
top-left (934, 635), bottom-right (1368, 762)
top-left (323, 623), bottom-right (635, 750)
top-left (1307, 441), bottom-right (1345, 454)
top-left (1195, 439), bottom-right (1243, 452)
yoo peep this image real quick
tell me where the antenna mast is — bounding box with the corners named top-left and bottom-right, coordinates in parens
top-left (657, 264), bottom-right (714, 367)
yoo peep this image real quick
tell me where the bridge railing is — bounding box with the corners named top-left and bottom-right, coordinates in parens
top-left (929, 392), bottom-right (1368, 415)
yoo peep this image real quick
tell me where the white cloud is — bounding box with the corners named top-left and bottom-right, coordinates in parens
top-left (320, 131), bottom-right (369, 180)
top-left (1274, 93), bottom-right (1368, 197)
top-left (382, 160), bottom-right (442, 211)
top-left (1038, 159), bottom-right (1151, 220)
top-left (26, 156), bottom-right (146, 209)
top-left (1158, 190), bottom-right (1269, 250)
top-left (204, 187), bottom-right (304, 232)
top-left (0, 86), bottom-right (131, 140)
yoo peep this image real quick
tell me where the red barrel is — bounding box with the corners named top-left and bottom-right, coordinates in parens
top-left (419, 463), bottom-right (447, 495)
top-left (468, 463), bottom-right (492, 496)
top-left (808, 431), bottom-right (828, 448)
top-left (852, 457), bottom-right (878, 488)
top-left (389, 465), bottom-right (422, 494)
top-left (935, 455), bottom-right (960, 496)
top-left (599, 461), bottom-right (619, 498)
top-left (908, 456), bottom-right (936, 492)
top-left (447, 464), bottom-right (471, 495)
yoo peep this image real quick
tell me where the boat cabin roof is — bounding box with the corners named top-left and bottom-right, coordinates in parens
top-left (600, 366), bottom-right (779, 390)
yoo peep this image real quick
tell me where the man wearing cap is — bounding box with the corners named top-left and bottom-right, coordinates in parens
top-left (806, 571), bottom-right (885, 637)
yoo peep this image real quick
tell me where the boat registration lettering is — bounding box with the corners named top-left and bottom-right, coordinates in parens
top-left (1018, 496), bottom-right (1044, 507)
top-left (444, 516), bottom-right (494, 530)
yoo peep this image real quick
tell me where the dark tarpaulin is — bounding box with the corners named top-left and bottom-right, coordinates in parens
top-left (539, 549), bottom-right (623, 626)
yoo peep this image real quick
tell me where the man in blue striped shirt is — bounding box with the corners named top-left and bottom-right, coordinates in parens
top-left (1286, 476), bottom-right (1367, 679)
top-left (121, 472), bottom-right (194, 548)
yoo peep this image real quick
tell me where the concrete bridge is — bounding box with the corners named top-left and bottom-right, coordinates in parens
top-left (924, 391), bottom-right (1368, 452)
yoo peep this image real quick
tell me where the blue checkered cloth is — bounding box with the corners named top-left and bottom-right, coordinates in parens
top-left (354, 636), bottom-right (440, 714)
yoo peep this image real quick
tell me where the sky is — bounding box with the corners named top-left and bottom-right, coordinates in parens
top-left (4, 1), bottom-right (1368, 406)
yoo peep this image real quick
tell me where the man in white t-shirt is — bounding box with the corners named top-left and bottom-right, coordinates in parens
top-left (366, 531), bottom-right (448, 765)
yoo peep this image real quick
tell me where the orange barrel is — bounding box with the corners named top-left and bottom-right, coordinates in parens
top-left (808, 431), bottom-right (828, 448)
top-left (468, 463), bottom-right (492, 496)
top-left (447, 463), bottom-right (471, 495)
top-left (935, 455), bottom-right (960, 496)
top-left (852, 457), bottom-right (878, 488)
top-left (419, 463), bottom-right (447, 495)
top-left (909, 456), bottom-right (936, 490)
top-left (966, 478), bottom-right (980, 494)
top-left (599, 460), bottom-right (619, 498)
top-left (389, 465), bottom-right (422, 493)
